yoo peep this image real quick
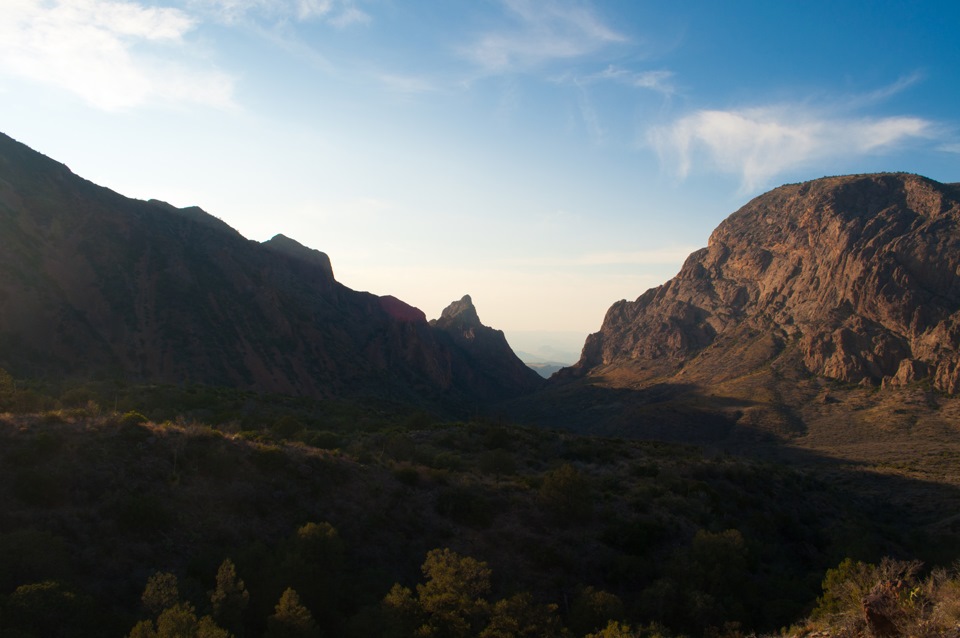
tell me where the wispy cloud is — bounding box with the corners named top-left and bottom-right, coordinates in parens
top-left (196, 0), bottom-right (369, 26)
top-left (592, 65), bottom-right (673, 94)
top-left (853, 71), bottom-right (926, 108)
top-left (650, 104), bottom-right (934, 192)
top-left (377, 73), bottom-right (439, 95)
top-left (462, 0), bottom-right (625, 73)
top-left (551, 64), bottom-right (674, 144)
top-left (576, 86), bottom-right (604, 143)
top-left (0, 0), bottom-right (235, 111)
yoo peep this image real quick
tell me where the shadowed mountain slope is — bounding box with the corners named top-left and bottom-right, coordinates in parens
top-left (0, 132), bottom-right (542, 406)
top-left (430, 294), bottom-right (545, 401)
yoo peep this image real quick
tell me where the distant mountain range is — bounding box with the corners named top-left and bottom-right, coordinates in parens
top-left (0, 132), bottom-right (542, 409)
top-left (6, 131), bottom-right (960, 437)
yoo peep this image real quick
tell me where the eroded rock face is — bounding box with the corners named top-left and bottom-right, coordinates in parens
top-left (572, 174), bottom-right (960, 392)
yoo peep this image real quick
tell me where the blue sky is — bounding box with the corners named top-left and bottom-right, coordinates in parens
top-left (2, 0), bottom-right (958, 360)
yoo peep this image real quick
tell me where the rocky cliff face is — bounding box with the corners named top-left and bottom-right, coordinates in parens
top-left (0, 132), bottom-right (538, 407)
top-left (571, 173), bottom-right (960, 392)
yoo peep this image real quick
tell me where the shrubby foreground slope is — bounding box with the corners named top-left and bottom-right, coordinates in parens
top-left (0, 384), bottom-right (951, 637)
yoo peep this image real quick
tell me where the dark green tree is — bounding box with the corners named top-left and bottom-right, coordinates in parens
top-left (382, 548), bottom-right (496, 638)
top-left (480, 592), bottom-right (565, 638)
top-left (135, 602), bottom-right (230, 638)
top-left (381, 583), bottom-right (424, 638)
top-left (568, 587), bottom-right (624, 636)
top-left (416, 548), bottom-right (493, 638)
top-left (5, 580), bottom-right (97, 637)
top-left (583, 620), bottom-right (640, 638)
top-left (132, 572), bottom-right (230, 638)
top-left (142, 571), bottom-right (180, 616)
top-left (210, 558), bottom-right (249, 635)
top-left (265, 588), bottom-right (320, 638)
top-left (276, 521), bottom-right (345, 632)
top-left (156, 603), bottom-right (203, 637)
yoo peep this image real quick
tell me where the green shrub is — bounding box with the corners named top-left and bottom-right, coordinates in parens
top-left (300, 430), bottom-right (341, 450)
top-left (121, 410), bottom-right (149, 426)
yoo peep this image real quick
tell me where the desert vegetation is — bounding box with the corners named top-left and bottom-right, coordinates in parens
top-left (1, 372), bottom-right (959, 636)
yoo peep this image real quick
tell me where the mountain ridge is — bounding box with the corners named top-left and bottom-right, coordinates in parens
top-left (566, 172), bottom-right (960, 392)
top-left (0, 132), bottom-right (543, 408)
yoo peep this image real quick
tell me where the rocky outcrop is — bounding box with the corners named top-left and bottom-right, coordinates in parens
top-left (0, 132), bottom-right (538, 408)
top-left (431, 295), bottom-right (545, 398)
top-left (570, 173), bottom-right (960, 392)
top-left (378, 295), bottom-right (428, 323)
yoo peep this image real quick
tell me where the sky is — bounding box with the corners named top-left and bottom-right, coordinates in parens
top-left (1, 0), bottom-right (959, 362)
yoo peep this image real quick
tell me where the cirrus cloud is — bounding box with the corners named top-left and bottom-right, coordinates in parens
top-left (650, 105), bottom-right (934, 192)
top-left (195, 0), bottom-right (369, 26)
top-left (0, 0), bottom-right (235, 111)
top-left (462, 0), bottom-right (625, 73)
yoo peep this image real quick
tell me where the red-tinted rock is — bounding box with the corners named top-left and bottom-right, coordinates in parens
top-left (570, 174), bottom-right (960, 392)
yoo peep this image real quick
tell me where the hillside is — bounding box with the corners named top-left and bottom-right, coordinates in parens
top-left (0, 133), bottom-right (542, 409)
top-left (0, 390), bottom-right (939, 637)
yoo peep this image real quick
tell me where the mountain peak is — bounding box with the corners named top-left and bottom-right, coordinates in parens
top-left (262, 234), bottom-right (335, 281)
top-left (430, 294), bottom-right (544, 395)
top-left (436, 294), bottom-right (481, 328)
top-left (570, 172), bottom-right (960, 393)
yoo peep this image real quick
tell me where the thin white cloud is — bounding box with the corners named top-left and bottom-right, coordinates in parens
top-left (593, 65), bottom-right (673, 94)
top-left (377, 73), bottom-right (438, 95)
top-left (551, 64), bottom-right (674, 145)
top-left (327, 5), bottom-right (369, 28)
top-left (650, 105), bottom-right (934, 192)
top-left (0, 0), bottom-right (235, 111)
top-left (462, 0), bottom-right (625, 73)
top-left (853, 71), bottom-right (925, 108)
top-left (197, 0), bottom-right (368, 27)
top-left (576, 86), bottom-right (604, 144)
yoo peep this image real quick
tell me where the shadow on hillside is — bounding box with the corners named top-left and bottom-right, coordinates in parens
top-left (499, 378), bottom-right (758, 442)
top-left (745, 440), bottom-right (960, 566)
top-left (499, 377), bottom-right (960, 566)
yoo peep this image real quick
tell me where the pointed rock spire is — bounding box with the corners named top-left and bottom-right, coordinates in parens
top-left (436, 294), bottom-right (482, 328)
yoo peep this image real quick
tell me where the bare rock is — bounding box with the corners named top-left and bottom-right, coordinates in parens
top-left (570, 173), bottom-right (960, 392)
